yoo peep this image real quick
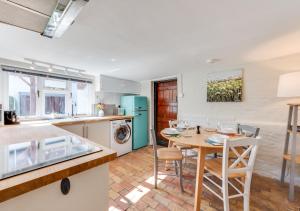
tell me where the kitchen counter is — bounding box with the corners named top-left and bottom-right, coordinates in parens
top-left (52, 115), bottom-right (133, 126)
top-left (0, 123), bottom-right (116, 210)
top-left (18, 115), bottom-right (133, 127)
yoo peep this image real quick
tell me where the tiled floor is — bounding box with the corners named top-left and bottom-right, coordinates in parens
top-left (109, 146), bottom-right (300, 211)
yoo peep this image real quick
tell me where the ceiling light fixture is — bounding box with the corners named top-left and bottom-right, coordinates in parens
top-left (111, 58), bottom-right (116, 62)
top-left (42, 0), bottom-right (89, 38)
top-left (206, 58), bottom-right (221, 64)
top-left (24, 58), bottom-right (86, 75)
top-left (30, 61), bottom-right (35, 70)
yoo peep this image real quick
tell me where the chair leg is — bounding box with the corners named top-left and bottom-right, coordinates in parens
top-left (174, 161), bottom-right (178, 176)
top-left (178, 160), bottom-right (184, 192)
top-left (243, 195), bottom-right (250, 211)
top-left (222, 179), bottom-right (229, 211)
top-left (243, 175), bottom-right (251, 211)
top-left (154, 159), bottom-right (158, 189)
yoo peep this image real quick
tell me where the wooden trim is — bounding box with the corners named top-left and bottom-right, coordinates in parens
top-left (0, 152), bottom-right (116, 203)
top-left (0, 124), bottom-right (117, 203)
top-left (283, 154), bottom-right (300, 164)
top-left (287, 102), bottom-right (300, 106)
top-left (52, 116), bottom-right (133, 126)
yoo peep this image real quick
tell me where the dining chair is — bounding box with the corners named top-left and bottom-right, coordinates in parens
top-left (237, 124), bottom-right (260, 138)
top-left (203, 137), bottom-right (260, 211)
top-left (169, 119), bottom-right (197, 163)
top-left (215, 124), bottom-right (260, 159)
top-left (150, 129), bottom-right (184, 192)
top-left (169, 119), bottom-right (178, 128)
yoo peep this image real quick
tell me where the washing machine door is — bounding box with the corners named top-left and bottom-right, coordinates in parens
top-left (114, 124), bottom-right (131, 144)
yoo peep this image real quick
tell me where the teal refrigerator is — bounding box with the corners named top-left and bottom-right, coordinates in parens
top-left (121, 96), bottom-right (148, 150)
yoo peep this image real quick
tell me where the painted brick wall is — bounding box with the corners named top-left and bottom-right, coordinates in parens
top-left (177, 53), bottom-right (300, 185)
top-left (142, 53), bottom-right (300, 186)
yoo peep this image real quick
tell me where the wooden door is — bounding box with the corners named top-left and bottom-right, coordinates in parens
top-left (155, 80), bottom-right (178, 145)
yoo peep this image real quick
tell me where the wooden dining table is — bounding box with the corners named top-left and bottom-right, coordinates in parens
top-left (161, 129), bottom-right (225, 211)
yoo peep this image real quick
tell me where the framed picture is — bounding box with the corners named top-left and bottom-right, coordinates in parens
top-left (207, 70), bottom-right (243, 102)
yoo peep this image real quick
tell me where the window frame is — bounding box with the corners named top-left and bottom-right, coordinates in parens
top-left (6, 72), bottom-right (93, 119)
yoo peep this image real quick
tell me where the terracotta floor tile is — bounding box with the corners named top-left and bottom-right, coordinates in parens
top-left (108, 146), bottom-right (300, 211)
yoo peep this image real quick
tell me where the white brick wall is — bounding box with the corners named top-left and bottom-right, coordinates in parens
top-left (141, 53), bottom-right (300, 186)
top-left (180, 115), bottom-right (300, 185)
top-left (176, 53), bottom-right (300, 186)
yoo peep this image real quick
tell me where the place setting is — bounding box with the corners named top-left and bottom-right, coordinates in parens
top-left (162, 120), bottom-right (196, 138)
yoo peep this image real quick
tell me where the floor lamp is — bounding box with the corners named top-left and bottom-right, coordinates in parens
top-left (278, 71), bottom-right (300, 201)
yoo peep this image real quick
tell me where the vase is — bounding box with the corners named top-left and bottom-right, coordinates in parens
top-left (98, 110), bottom-right (104, 117)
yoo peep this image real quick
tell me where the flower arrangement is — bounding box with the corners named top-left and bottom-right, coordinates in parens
top-left (96, 103), bottom-right (104, 111)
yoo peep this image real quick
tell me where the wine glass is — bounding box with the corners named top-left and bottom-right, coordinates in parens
top-left (184, 120), bottom-right (190, 136)
top-left (217, 121), bottom-right (222, 132)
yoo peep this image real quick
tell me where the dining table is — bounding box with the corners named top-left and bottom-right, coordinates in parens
top-left (161, 128), bottom-right (228, 211)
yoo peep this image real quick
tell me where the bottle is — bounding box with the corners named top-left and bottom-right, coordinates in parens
top-left (197, 126), bottom-right (201, 134)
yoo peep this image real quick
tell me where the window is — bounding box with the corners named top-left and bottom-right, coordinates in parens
top-left (44, 79), bottom-right (67, 90)
top-left (7, 72), bottom-right (92, 118)
top-left (72, 82), bottom-right (91, 115)
top-left (9, 74), bottom-right (37, 116)
top-left (45, 93), bottom-right (66, 114)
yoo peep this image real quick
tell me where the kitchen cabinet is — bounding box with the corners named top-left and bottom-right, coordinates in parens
top-left (85, 121), bottom-right (110, 148)
top-left (59, 123), bottom-right (85, 137)
top-left (99, 75), bottom-right (141, 94)
top-left (58, 121), bottom-right (111, 148)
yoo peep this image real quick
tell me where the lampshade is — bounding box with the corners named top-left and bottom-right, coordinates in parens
top-left (277, 72), bottom-right (300, 97)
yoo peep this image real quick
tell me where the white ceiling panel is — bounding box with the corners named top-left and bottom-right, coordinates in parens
top-left (0, 1), bottom-right (49, 33)
top-left (1, 0), bottom-right (300, 81)
top-left (7, 0), bottom-right (58, 16)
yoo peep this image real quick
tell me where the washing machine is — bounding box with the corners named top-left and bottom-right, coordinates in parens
top-left (110, 119), bottom-right (132, 156)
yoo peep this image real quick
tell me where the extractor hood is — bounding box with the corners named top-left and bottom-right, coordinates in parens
top-left (0, 0), bottom-right (89, 38)
top-left (42, 0), bottom-right (89, 38)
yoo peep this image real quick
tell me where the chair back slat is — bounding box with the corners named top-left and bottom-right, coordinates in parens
top-left (237, 124), bottom-right (260, 138)
top-left (222, 137), bottom-right (259, 177)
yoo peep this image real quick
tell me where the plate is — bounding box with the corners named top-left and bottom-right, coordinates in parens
top-left (163, 128), bottom-right (180, 135)
top-left (207, 134), bottom-right (229, 144)
top-left (217, 128), bottom-right (237, 135)
top-left (205, 128), bottom-right (217, 132)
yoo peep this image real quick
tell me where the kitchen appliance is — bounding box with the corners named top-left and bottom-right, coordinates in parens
top-left (0, 135), bottom-right (102, 180)
top-left (116, 106), bottom-right (125, 116)
top-left (110, 119), bottom-right (132, 156)
top-left (121, 96), bottom-right (148, 150)
top-left (4, 111), bottom-right (20, 125)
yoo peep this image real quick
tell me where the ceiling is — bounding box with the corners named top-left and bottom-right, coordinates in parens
top-left (1, 0), bottom-right (300, 81)
top-left (0, 0), bottom-right (57, 32)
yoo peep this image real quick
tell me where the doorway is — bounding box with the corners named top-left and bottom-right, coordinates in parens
top-left (154, 79), bottom-right (178, 146)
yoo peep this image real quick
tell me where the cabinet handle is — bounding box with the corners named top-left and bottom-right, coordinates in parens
top-left (82, 126), bottom-right (85, 138)
top-left (86, 126), bottom-right (89, 138)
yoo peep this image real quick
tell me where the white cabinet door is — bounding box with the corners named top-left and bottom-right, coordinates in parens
top-left (59, 123), bottom-right (85, 137)
top-left (86, 121), bottom-right (110, 148)
top-left (100, 75), bottom-right (141, 94)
